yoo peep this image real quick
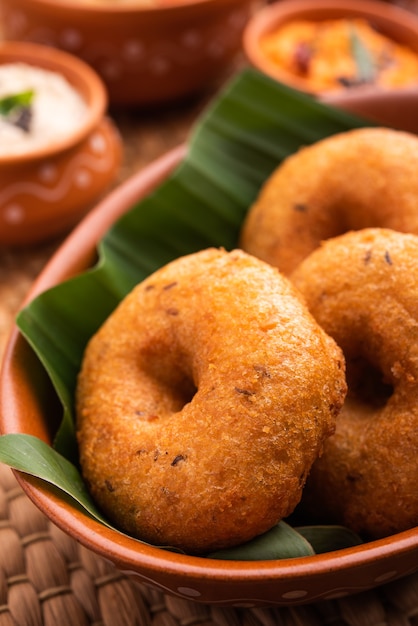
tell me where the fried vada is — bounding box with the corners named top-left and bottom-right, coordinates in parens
top-left (76, 248), bottom-right (346, 554)
top-left (240, 127), bottom-right (418, 275)
top-left (291, 228), bottom-right (418, 539)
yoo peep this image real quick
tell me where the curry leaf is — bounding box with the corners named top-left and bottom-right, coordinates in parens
top-left (350, 25), bottom-right (376, 84)
top-left (0, 89), bottom-right (34, 116)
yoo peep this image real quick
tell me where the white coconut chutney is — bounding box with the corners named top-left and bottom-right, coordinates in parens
top-left (0, 63), bottom-right (88, 156)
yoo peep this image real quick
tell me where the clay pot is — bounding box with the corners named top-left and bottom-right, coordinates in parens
top-left (243, 0), bottom-right (418, 133)
top-left (0, 41), bottom-right (122, 246)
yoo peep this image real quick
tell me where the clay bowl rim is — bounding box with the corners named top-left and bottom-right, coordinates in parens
top-left (9, 0), bottom-right (245, 16)
top-left (0, 41), bottom-right (107, 166)
top-left (242, 0), bottom-right (418, 97)
top-left (1, 143), bottom-right (418, 589)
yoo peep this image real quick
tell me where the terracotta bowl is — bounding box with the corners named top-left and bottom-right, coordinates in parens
top-left (243, 0), bottom-right (418, 134)
top-left (1, 145), bottom-right (418, 607)
top-left (0, 0), bottom-right (257, 106)
top-left (0, 41), bottom-right (122, 246)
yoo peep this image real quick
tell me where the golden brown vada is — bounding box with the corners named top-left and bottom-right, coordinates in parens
top-left (76, 247), bottom-right (346, 554)
top-left (240, 127), bottom-right (418, 275)
top-left (291, 228), bottom-right (418, 539)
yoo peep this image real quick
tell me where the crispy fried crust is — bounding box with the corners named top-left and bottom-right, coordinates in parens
top-left (76, 248), bottom-right (346, 554)
top-left (240, 128), bottom-right (418, 275)
top-left (292, 228), bottom-right (418, 539)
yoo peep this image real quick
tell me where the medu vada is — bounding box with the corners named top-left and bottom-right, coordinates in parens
top-left (291, 228), bottom-right (418, 539)
top-left (240, 127), bottom-right (418, 275)
top-left (76, 247), bottom-right (346, 554)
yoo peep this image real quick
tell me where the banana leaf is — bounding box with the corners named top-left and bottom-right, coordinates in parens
top-left (3, 68), bottom-right (371, 560)
top-left (209, 521), bottom-right (315, 561)
top-left (297, 525), bottom-right (364, 554)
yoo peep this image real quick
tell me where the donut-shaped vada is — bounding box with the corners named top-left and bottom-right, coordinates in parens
top-left (291, 228), bottom-right (418, 539)
top-left (76, 248), bottom-right (346, 554)
top-left (240, 127), bottom-right (418, 275)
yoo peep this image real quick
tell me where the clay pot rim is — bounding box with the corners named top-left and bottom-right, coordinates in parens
top-left (7, 0), bottom-right (242, 15)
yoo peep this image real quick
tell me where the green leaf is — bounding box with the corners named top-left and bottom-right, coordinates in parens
top-left (17, 265), bottom-right (121, 461)
top-left (209, 521), bottom-right (315, 561)
top-left (8, 68), bottom-right (372, 558)
top-left (0, 89), bottom-right (34, 117)
top-left (296, 525), bottom-right (364, 553)
top-left (0, 433), bottom-right (108, 524)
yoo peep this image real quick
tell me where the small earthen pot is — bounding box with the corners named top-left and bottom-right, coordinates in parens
top-left (243, 0), bottom-right (418, 133)
top-left (0, 0), bottom-right (257, 106)
top-left (0, 41), bottom-right (122, 246)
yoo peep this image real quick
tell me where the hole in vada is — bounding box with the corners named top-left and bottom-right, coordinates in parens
top-left (171, 376), bottom-right (197, 411)
top-left (137, 340), bottom-right (197, 414)
top-left (147, 368), bottom-right (197, 414)
top-left (345, 355), bottom-right (393, 409)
